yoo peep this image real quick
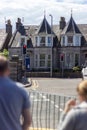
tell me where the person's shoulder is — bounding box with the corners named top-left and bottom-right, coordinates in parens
top-left (69, 105), bottom-right (84, 117)
top-left (15, 82), bottom-right (24, 88)
top-left (15, 82), bottom-right (29, 97)
top-left (67, 107), bottom-right (80, 118)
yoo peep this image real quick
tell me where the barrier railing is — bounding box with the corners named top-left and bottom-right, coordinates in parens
top-left (29, 90), bottom-right (76, 130)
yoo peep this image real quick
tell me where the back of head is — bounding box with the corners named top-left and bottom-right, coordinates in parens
top-left (0, 55), bottom-right (9, 76)
top-left (77, 80), bottom-right (87, 100)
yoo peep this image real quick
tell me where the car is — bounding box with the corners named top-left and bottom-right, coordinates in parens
top-left (82, 67), bottom-right (87, 80)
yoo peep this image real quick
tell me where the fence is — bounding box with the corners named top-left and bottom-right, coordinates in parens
top-left (29, 90), bottom-right (76, 130)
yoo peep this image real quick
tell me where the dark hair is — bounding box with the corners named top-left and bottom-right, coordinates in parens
top-left (0, 56), bottom-right (9, 73)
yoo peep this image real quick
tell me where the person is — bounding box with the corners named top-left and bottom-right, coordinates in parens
top-left (58, 80), bottom-right (87, 130)
top-left (0, 55), bottom-right (31, 130)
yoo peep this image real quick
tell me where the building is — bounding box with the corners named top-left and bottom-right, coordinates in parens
top-left (8, 14), bottom-right (87, 71)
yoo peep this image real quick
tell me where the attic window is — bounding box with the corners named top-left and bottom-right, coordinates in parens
top-left (68, 36), bottom-right (73, 43)
top-left (40, 36), bottom-right (46, 46)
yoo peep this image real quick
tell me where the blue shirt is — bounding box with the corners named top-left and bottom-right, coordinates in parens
top-left (0, 77), bottom-right (30, 130)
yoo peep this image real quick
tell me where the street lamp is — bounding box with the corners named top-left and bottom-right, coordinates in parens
top-left (49, 14), bottom-right (53, 77)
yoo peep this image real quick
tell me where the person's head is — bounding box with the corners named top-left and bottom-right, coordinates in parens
top-left (0, 55), bottom-right (10, 77)
top-left (77, 80), bottom-right (87, 102)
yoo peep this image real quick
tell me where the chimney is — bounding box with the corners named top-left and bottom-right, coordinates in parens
top-left (16, 18), bottom-right (22, 31)
top-left (59, 17), bottom-right (66, 30)
top-left (6, 19), bottom-right (12, 35)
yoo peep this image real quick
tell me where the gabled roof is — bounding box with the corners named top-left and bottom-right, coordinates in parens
top-left (62, 15), bottom-right (81, 34)
top-left (37, 17), bottom-right (53, 34)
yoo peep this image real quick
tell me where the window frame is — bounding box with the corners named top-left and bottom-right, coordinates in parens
top-left (75, 36), bottom-right (80, 46)
top-left (39, 54), bottom-right (45, 68)
top-left (39, 36), bottom-right (46, 46)
top-left (48, 36), bottom-right (51, 46)
top-left (67, 36), bottom-right (73, 44)
top-left (75, 53), bottom-right (79, 66)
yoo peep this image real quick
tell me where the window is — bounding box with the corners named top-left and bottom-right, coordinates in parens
top-left (68, 36), bottom-right (73, 43)
top-left (47, 61), bottom-right (51, 67)
top-left (48, 55), bottom-right (51, 60)
top-left (75, 36), bottom-right (79, 46)
top-left (35, 61), bottom-right (38, 67)
top-left (75, 54), bottom-right (79, 66)
top-left (40, 54), bottom-right (45, 67)
top-left (48, 37), bottom-right (51, 46)
top-left (40, 54), bottom-right (45, 59)
top-left (47, 55), bottom-right (51, 67)
top-left (35, 55), bottom-right (38, 67)
top-left (35, 37), bottom-right (38, 44)
top-left (40, 37), bottom-right (45, 46)
top-left (21, 38), bottom-right (25, 46)
top-left (62, 36), bottom-right (65, 45)
top-left (36, 55), bottom-right (38, 59)
top-left (66, 53), bottom-right (73, 68)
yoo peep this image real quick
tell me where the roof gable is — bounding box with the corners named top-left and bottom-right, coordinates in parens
top-left (62, 16), bottom-right (81, 34)
top-left (37, 17), bottom-right (52, 34)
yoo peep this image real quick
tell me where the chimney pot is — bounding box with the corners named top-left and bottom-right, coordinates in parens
top-left (6, 19), bottom-right (12, 35)
top-left (59, 17), bottom-right (66, 30)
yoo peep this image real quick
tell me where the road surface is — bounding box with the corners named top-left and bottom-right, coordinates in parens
top-left (27, 78), bottom-right (81, 129)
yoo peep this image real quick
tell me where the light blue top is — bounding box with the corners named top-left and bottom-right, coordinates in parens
top-left (0, 77), bottom-right (30, 130)
top-left (59, 101), bottom-right (87, 130)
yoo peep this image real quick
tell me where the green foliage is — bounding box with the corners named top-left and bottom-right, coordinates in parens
top-left (72, 66), bottom-right (81, 72)
top-left (0, 49), bottom-right (9, 58)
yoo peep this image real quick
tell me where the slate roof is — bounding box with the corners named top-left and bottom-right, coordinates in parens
top-left (62, 16), bottom-right (81, 34)
top-left (37, 17), bottom-right (54, 34)
top-left (78, 24), bottom-right (87, 42)
top-left (9, 31), bottom-right (21, 47)
top-left (9, 15), bottom-right (87, 48)
top-left (0, 29), bottom-right (8, 50)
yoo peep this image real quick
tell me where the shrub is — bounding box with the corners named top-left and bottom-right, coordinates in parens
top-left (72, 66), bottom-right (81, 72)
top-left (0, 49), bottom-right (9, 58)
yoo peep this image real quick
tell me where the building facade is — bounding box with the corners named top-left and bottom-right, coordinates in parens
top-left (8, 15), bottom-right (87, 71)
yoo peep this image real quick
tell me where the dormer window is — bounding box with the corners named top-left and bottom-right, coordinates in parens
top-left (48, 36), bottom-right (51, 46)
top-left (40, 36), bottom-right (46, 46)
top-left (75, 36), bottom-right (80, 46)
top-left (62, 36), bottom-right (65, 46)
top-left (35, 37), bottom-right (38, 46)
top-left (68, 36), bottom-right (73, 43)
top-left (67, 36), bottom-right (73, 46)
top-left (36, 37), bottom-right (38, 43)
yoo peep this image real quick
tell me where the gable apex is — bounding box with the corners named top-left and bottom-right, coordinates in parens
top-left (61, 15), bottom-right (81, 35)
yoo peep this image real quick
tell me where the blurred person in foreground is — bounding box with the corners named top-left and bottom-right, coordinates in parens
top-left (59, 80), bottom-right (87, 130)
top-left (0, 55), bottom-right (31, 130)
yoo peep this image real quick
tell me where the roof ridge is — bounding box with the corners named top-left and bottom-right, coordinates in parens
top-left (72, 16), bottom-right (75, 34)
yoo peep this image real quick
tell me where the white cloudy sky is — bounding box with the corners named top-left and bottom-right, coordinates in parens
top-left (0, 0), bottom-right (87, 29)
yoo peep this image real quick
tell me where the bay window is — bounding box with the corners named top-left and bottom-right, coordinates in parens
top-left (40, 54), bottom-right (45, 67)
